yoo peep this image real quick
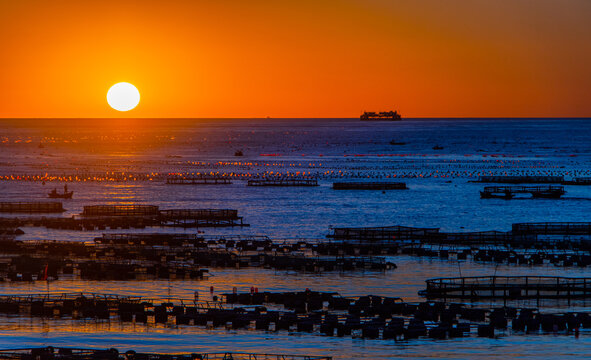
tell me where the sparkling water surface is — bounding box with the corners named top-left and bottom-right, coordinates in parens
top-left (0, 118), bottom-right (591, 358)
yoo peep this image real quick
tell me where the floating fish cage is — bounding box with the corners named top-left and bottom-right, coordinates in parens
top-left (480, 186), bottom-right (565, 199)
top-left (96, 233), bottom-right (205, 246)
top-left (263, 254), bottom-right (394, 272)
top-left (160, 209), bottom-right (239, 220)
top-left (96, 233), bottom-right (269, 247)
top-left (332, 182), bottom-right (407, 190)
top-left (423, 276), bottom-right (591, 300)
top-left (476, 175), bottom-right (564, 184)
top-left (82, 205), bottom-right (160, 217)
top-left (433, 231), bottom-right (512, 246)
top-left (159, 210), bottom-right (244, 227)
top-left (0, 202), bottom-right (64, 213)
top-left (2, 290), bottom-right (590, 343)
top-left (562, 177), bottom-right (591, 185)
top-left (159, 209), bottom-right (246, 227)
top-left (328, 226), bottom-right (440, 242)
top-left (0, 216), bottom-right (156, 231)
top-left (328, 224), bottom-right (591, 249)
top-left (512, 222), bottom-right (591, 236)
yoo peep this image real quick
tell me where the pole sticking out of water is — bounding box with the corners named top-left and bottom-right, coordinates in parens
top-left (44, 264), bottom-right (49, 296)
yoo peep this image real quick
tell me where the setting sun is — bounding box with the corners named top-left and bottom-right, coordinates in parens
top-left (106, 82), bottom-right (140, 112)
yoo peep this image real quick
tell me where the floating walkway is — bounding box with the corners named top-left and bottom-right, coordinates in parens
top-left (0, 202), bottom-right (64, 213)
top-left (423, 276), bottom-right (591, 300)
top-left (332, 182), bottom-right (407, 190)
top-left (480, 186), bottom-right (565, 199)
top-left (247, 179), bottom-right (319, 187)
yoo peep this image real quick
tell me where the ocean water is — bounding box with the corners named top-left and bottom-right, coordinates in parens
top-left (1, 118), bottom-right (591, 358)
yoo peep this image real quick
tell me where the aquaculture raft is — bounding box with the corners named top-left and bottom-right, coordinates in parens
top-left (332, 182), bottom-right (407, 190)
top-left (247, 179), bottom-right (319, 187)
top-left (159, 209), bottom-right (245, 227)
top-left (0, 202), bottom-right (64, 213)
top-left (423, 276), bottom-right (591, 300)
top-left (480, 186), bottom-right (565, 199)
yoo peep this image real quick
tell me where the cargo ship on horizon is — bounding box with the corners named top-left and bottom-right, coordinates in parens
top-left (360, 110), bottom-right (402, 121)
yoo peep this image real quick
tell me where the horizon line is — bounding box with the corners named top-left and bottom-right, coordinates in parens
top-left (0, 116), bottom-right (590, 120)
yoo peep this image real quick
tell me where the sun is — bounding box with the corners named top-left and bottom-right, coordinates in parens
top-left (107, 82), bottom-right (140, 111)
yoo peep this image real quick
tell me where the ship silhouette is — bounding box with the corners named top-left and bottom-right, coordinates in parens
top-left (360, 110), bottom-right (402, 121)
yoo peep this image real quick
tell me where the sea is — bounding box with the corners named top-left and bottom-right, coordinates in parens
top-left (0, 118), bottom-right (591, 359)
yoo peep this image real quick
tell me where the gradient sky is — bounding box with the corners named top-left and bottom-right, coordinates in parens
top-left (1, 0), bottom-right (590, 118)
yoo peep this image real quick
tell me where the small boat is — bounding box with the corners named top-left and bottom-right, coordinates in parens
top-left (234, 150), bottom-right (244, 156)
top-left (389, 140), bottom-right (406, 145)
top-left (432, 145), bottom-right (444, 150)
top-left (48, 189), bottom-right (73, 199)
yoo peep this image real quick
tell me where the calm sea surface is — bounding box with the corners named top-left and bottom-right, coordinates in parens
top-left (0, 118), bottom-right (591, 358)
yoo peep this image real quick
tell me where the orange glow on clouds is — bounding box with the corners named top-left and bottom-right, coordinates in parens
top-left (0, 0), bottom-right (590, 118)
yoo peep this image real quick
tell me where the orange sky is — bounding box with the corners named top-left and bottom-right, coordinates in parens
top-left (1, 0), bottom-right (590, 118)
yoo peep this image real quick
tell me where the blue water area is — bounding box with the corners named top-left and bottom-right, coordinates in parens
top-left (0, 118), bottom-right (590, 358)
